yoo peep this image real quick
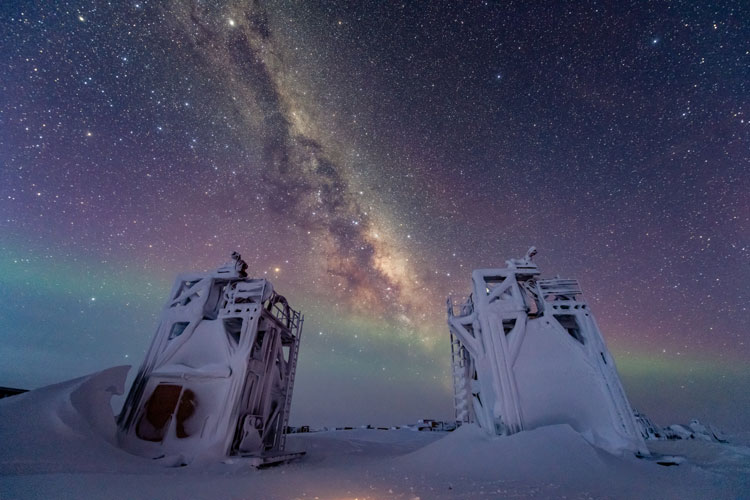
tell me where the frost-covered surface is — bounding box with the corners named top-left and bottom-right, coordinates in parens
top-left (1, 368), bottom-right (749, 499)
top-left (448, 251), bottom-right (646, 455)
top-left (118, 255), bottom-right (304, 463)
top-left (635, 408), bottom-right (728, 443)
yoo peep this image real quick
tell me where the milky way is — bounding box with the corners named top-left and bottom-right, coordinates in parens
top-left (1, 1), bottom-right (748, 428)
top-left (167, 1), bottom-right (424, 316)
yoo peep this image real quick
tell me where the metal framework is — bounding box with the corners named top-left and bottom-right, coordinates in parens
top-left (117, 253), bottom-right (304, 465)
top-left (447, 248), bottom-right (648, 455)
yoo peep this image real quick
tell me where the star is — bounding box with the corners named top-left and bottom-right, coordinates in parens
top-left (0, 0), bottom-right (746, 431)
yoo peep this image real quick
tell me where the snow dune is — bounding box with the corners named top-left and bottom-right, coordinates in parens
top-left (1, 367), bottom-right (748, 499)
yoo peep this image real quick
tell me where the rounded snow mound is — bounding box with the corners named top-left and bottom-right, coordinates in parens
top-left (397, 423), bottom-right (639, 486)
top-left (0, 366), bottom-right (149, 474)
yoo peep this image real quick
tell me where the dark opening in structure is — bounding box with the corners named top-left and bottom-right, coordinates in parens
top-left (224, 317), bottom-right (243, 345)
top-left (169, 322), bottom-right (189, 340)
top-left (554, 314), bottom-right (585, 344)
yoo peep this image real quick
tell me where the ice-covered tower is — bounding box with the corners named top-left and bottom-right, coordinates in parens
top-left (447, 248), bottom-right (648, 455)
top-left (118, 253), bottom-right (304, 466)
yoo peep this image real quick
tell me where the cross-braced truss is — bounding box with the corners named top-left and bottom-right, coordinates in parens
top-left (118, 253), bottom-right (304, 465)
top-left (447, 248), bottom-right (648, 455)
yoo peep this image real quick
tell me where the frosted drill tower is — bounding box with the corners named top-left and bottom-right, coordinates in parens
top-left (447, 248), bottom-right (648, 455)
top-left (118, 253), bottom-right (304, 465)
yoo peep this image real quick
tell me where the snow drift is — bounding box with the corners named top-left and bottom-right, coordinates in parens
top-left (0, 365), bottom-right (149, 474)
top-left (1, 368), bottom-right (749, 499)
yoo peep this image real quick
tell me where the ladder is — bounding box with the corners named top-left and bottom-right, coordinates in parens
top-left (450, 333), bottom-right (471, 423)
top-left (278, 315), bottom-right (304, 450)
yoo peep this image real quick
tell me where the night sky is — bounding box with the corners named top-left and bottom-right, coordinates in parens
top-left (1, 1), bottom-right (748, 429)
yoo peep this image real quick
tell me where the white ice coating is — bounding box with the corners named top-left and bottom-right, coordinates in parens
top-left (3, 367), bottom-right (747, 499)
top-left (117, 253), bottom-right (304, 464)
top-left (448, 248), bottom-right (649, 455)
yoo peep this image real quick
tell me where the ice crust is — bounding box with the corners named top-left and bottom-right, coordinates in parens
top-left (1, 368), bottom-right (749, 499)
top-left (0, 366), bottom-right (148, 474)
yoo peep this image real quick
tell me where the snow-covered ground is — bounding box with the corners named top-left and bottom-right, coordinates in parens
top-left (1, 367), bottom-right (749, 499)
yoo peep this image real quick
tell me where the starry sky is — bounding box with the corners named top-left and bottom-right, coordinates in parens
top-left (1, 1), bottom-right (748, 430)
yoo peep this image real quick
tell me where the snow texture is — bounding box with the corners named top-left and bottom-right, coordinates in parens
top-left (448, 250), bottom-right (646, 455)
top-left (635, 409), bottom-right (728, 443)
top-left (1, 368), bottom-right (749, 499)
top-left (117, 255), bottom-right (303, 463)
